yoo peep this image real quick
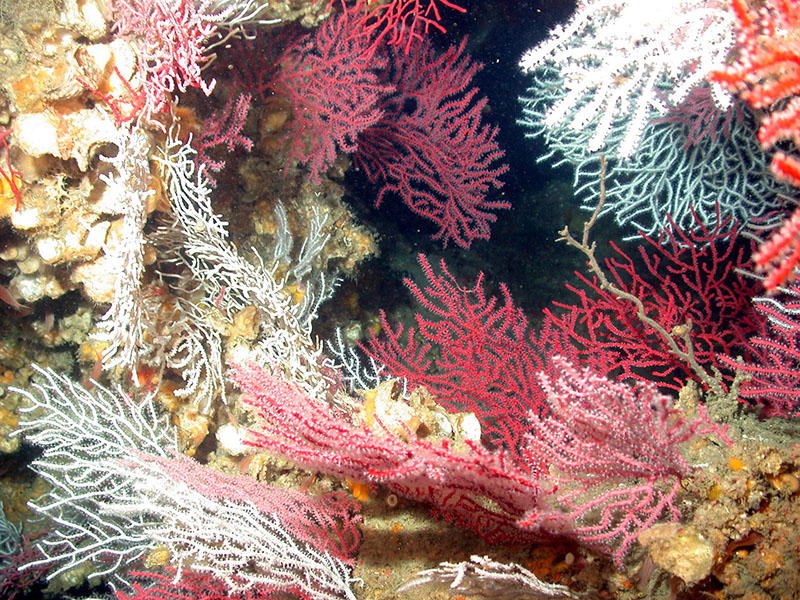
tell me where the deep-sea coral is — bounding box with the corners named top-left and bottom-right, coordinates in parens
top-left (359, 254), bottom-right (552, 465)
top-left (707, 0), bottom-right (800, 291)
top-left (153, 129), bottom-right (339, 403)
top-left (355, 37), bottom-right (509, 248)
top-left (92, 127), bottom-right (155, 378)
top-left (250, 2), bottom-right (506, 247)
top-left (266, 3), bottom-right (390, 183)
top-left (717, 281), bottom-right (800, 417)
top-left (232, 361), bottom-right (550, 545)
top-left (710, 0), bottom-right (800, 187)
top-left (528, 356), bottom-right (727, 565)
top-left (398, 555), bottom-right (578, 599)
top-left (520, 0), bottom-right (736, 158)
top-left (545, 212), bottom-right (762, 391)
top-left (11, 365), bottom-right (361, 599)
top-left (519, 74), bottom-right (789, 237)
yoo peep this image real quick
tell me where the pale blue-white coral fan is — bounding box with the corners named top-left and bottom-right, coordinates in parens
top-left (518, 0), bottom-right (791, 237)
top-left (519, 0), bottom-right (736, 158)
top-left (151, 128), bottom-right (340, 403)
top-left (519, 76), bottom-right (790, 237)
top-left (10, 366), bottom-right (358, 599)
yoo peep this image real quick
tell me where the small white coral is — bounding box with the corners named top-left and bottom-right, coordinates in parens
top-left (92, 127), bottom-right (154, 374)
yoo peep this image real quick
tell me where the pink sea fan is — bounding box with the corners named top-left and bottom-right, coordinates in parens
top-left (112, 0), bottom-right (227, 126)
top-left (355, 38), bottom-right (509, 247)
top-left (527, 356), bottom-right (728, 565)
top-left (268, 4), bottom-right (391, 183)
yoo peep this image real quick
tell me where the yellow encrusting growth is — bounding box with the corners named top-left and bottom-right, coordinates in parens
top-left (707, 483), bottom-right (722, 501)
top-left (346, 479), bottom-right (370, 502)
top-left (0, 172), bottom-right (21, 218)
top-left (729, 457), bottom-right (745, 471)
top-left (0, 406), bottom-right (18, 429)
top-left (144, 546), bottom-right (171, 568)
top-left (362, 388), bottom-right (378, 428)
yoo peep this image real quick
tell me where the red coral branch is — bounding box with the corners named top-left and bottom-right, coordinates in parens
top-left (354, 38), bottom-right (508, 247)
top-left (718, 281), bottom-right (800, 417)
top-left (709, 0), bottom-right (800, 289)
top-left (116, 569), bottom-right (316, 600)
top-left (546, 212), bottom-right (761, 391)
top-left (360, 254), bottom-right (561, 466)
top-left (233, 358), bottom-right (728, 565)
top-left (319, 0), bottom-right (465, 53)
top-left (0, 532), bottom-right (49, 599)
top-left (252, 4), bottom-right (506, 246)
top-left (268, 3), bottom-right (390, 183)
top-left (0, 128), bottom-right (21, 211)
top-left (753, 205), bottom-right (800, 289)
top-left (231, 362), bottom-right (559, 545)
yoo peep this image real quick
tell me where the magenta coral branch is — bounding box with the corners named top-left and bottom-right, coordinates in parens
top-left (230, 361), bottom-right (561, 544)
top-left (319, 0), bottom-right (466, 53)
top-left (268, 4), bottom-right (390, 183)
top-left (355, 38), bottom-right (509, 247)
top-left (117, 569), bottom-right (317, 600)
top-left (232, 2), bottom-right (505, 245)
top-left (193, 93), bottom-right (253, 186)
top-left (527, 356), bottom-right (726, 565)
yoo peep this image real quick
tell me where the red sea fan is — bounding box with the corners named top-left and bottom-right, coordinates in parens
top-left (268, 4), bottom-right (391, 183)
top-left (709, 0), bottom-right (800, 289)
top-left (318, 0), bottom-right (466, 53)
top-left (359, 254), bottom-right (561, 466)
top-left (355, 38), bottom-right (509, 248)
top-left (546, 211), bottom-right (762, 391)
top-left (230, 362), bottom-right (556, 545)
top-left (361, 229), bottom-right (755, 465)
top-left (232, 357), bottom-right (729, 566)
top-left (230, 2), bottom-right (506, 246)
top-left (116, 569), bottom-right (317, 600)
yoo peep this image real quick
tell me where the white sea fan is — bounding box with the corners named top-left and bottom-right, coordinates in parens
top-left (10, 366), bottom-right (174, 584)
top-left (519, 0), bottom-right (735, 157)
top-left (93, 126), bottom-right (155, 377)
top-left (11, 366), bottom-right (359, 600)
top-left (153, 128), bottom-right (338, 400)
